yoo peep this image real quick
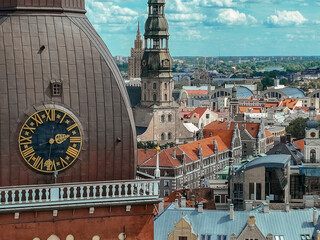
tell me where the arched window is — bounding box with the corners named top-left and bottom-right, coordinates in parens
top-left (47, 235), bottom-right (60, 240)
top-left (161, 133), bottom-right (165, 140)
top-left (153, 94), bottom-right (157, 101)
top-left (168, 114), bottom-right (172, 122)
top-left (164, 83), bottom-right (167, 89)
top-left (92, 236), bottom-right (100, 240)
top-left (144, 94), bottom-right (146, 101)
top-left (153, 83), bottom-right (157, 89)
top-left (311, 149), bottom-right (316, 163)
top-left (168, 132), bottom-right (172, 140)
top-left (164, 94), bottom-right (168, 101)
top-left (161, 115), bottom-right (165, 122)
top-left (144, 83), bottom-right (146, 89)
top-left (66, 235), bottom-right (74, 240)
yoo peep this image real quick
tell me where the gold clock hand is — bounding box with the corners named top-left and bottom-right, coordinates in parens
top-left (55, 134), bottom-right (70, 144)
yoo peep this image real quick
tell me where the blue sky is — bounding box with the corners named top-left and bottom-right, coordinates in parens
top-left (85, 0), bottom-right (320, 57)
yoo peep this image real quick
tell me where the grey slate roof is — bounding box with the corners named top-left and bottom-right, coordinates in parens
top-left (155, 204), bottom-right (320, 240)
top-left (237, 154), bottom-right (291, 172)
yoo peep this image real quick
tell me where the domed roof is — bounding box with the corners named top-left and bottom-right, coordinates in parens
top-left (306, 120), bottom-right (319, 129)
top-left (310, 106), bottom-right (316, 111)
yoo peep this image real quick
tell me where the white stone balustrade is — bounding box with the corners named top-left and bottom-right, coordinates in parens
top-left (0, 180), bottom-right (159, 209)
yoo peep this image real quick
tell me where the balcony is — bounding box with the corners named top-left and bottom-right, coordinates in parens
top-left (0, 179), bottom-right (160, 211)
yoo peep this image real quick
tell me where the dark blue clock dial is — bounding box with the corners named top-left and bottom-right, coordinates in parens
top-left (18, 108), bottom-right (82, 173)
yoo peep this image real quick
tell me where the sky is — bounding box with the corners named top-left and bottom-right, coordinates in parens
top-left (85, 0), bottom-right (320, 57)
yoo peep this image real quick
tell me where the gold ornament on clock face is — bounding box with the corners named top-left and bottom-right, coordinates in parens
top-left (18, 108), bottom-right (82, 173)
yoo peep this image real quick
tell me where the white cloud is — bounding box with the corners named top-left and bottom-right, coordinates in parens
top-left (86, 0), bottom-right (138, 29)
top-left (167, 13), bottom-right (206, 22)
top-left (215, 9), bottom-right (257, 25)
top-left (267, 10), bottom-right (307, 26)
top-left (200, 0), bottom-right (235, 7)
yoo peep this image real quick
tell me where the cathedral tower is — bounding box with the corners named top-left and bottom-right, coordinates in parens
top-left (0, 0), bottom-right (137, 186)
top-left (140, 0), bottom-right (174, 107)
top-left (128, 22), bottom-right (144, 79)
top-left (304, 106), bottom-right (320, 163)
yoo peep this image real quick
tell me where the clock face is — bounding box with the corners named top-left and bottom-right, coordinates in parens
top-left (18, 108), bottom-right (82, 173)
top-left (311, 132), bottom-right (316, 138)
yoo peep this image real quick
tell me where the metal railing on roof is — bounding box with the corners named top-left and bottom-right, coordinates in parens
top-left (0, 179), bottom-right (159, 210)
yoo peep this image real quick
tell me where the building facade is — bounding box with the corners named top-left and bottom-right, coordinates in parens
top-left (128, 23), bottom-right (144, 79)
top-left (0, 1), bottom-right (160, 239)
top-left (134, 0), bottom-right (193, 145)
top-left (138, 128), bottom-right (242, 197)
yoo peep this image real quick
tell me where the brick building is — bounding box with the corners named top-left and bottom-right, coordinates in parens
top-left (0, 1), bottom-right (160, 239)
top-left (128, 22), bottom-right (144, 79)
top-left (138, 127), bottom-right (242, 197)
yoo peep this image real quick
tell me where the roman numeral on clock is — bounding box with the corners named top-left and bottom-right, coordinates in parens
top-left (45, 109), bottom-right (55, 121)
top-left (22, 147), bottom-right (35, 161)
top-left (60, 157), bottom-right (69, 168)
top-left (66, 146), bottom-right (79, 159)
top-left (33, 156), bottom-right (43, 169)
top-left (30, 113), bottom-right (43, 126)
top-left (67, 123), bottom-right (77, 132)
top-left (19, 136), bottom-right (32, 145)
top-left (70, 137), bottom-right (81, 143)
top-left (23, 124), bottom-right (36, 134)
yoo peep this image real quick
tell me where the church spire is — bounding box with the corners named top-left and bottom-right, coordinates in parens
top-left (137, 22), bottom-right (141, 36)
top-left (140, 0), bottom-right (173, 107)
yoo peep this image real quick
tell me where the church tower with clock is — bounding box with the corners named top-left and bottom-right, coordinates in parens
top-left (304, 106), bottom-right (320, 163)
top-left (140, 0), bottom-right (174, 107)
top-left (0, 1), bottom-right (160, 240)
top-left (0, 0), bottom-right (137, 186)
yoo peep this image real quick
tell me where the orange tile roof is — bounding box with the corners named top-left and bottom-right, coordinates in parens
top-left (239, 107), bottom-right (262, 113)
top-left (265, 102), bottom-right (279, 108)
top-left (187, 107), bottom-right (208, 118)
top-left (186, 90), bottom-right (208, 95)
top-left (205, 121), bottom-right (272, 139)
top-left (138, 147), bottom-right (183, 167)
top-left (137, 149), bottom-right (157, 165)
top-left (203, 129), bottom-right (234, 148)
top-left (179, 136), bottom-right (228, 161)
top-left (294, 139), bottom-right (305, 151)
top-left (265, 130), bottom-right (273, 137)
top-left (280, 99), bottom-right (298, 109)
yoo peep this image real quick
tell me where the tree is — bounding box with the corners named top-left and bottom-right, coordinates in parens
top-left (286, 117), bottom-right (308, 140)
top-left (261, 77), bottom-right (274, 90)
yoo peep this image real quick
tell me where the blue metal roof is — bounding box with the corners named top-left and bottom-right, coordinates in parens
top-left (155, 204), bottom-right (320, 240)
top-left (225, 86), bottom-right (253, 99)
top-left (237, 154), bottom-right (291, 172)
top-left (279, 87), bottom-right (306, 98)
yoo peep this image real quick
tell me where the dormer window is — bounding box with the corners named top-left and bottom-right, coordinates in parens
top-left (50, 80), bottom-right (62, 97)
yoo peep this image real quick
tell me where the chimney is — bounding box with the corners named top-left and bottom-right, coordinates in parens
top-left (286, 134), bottom-right (291, 143)
top-left (144, 148), bottom-right (147, 153)
top-left (172, 149), bottom-right (176, 159)
top-left (266, 196), bottom-right (270, 204)
top-left (198, 202), bottom-right (204, 213)
top-left (285, 203), bottom-right (290, 212)
top-left (248, 216), bottom-right (256, 228)
top-left (314, 208), bottom-right (318, 226)
top-left (175, 199), bottom-right (180, 209)
top-left (230, 204), bottom-right (234, 220)
top-left (280, 135), bottom-right (287, 144)
top-left (263, 202), bottom-right (269, 213)
top-left (159, 200), bottom-right (164, 214)
top-left (181, 197), bottom-right (186, 208)
top-left (245, 200), bottom-right (253, 211)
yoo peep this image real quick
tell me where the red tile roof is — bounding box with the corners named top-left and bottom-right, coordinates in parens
top-left (186, 90), bottom-right (208, 95)
top-left (265, 102), bottom-right (279, 108)
top-left (280, 99), bottom-right (298, 109)
top-left (186, 107), bottom-right (208, 119)
top-left (294, 139), bottom-right (305, 151)
top-left (138, 135), bottom-right (230, 168)
top-left (205, 121), bottom-right (272, 139)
